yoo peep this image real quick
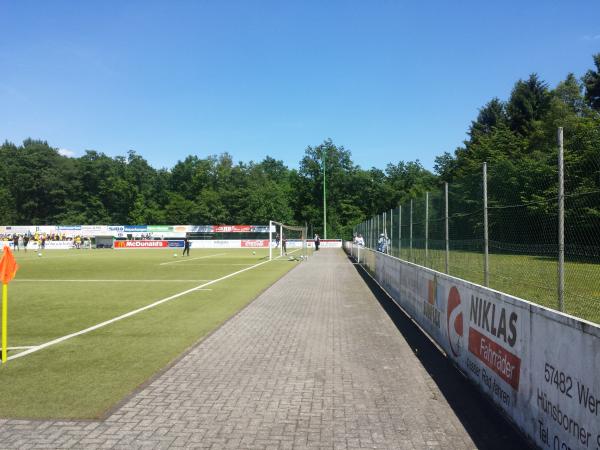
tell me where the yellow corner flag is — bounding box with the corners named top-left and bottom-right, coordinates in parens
top-left (1, 245), bottom-right (19, 363)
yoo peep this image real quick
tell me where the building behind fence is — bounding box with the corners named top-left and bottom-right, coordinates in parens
top-left (354, 128), bottom-right (600, 324)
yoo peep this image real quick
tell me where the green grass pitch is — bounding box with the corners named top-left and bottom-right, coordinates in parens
top-left (0, 248), bottom-right (299, 419)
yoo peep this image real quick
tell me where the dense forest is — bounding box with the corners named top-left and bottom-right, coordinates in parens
top-left (1, 55), bottom-right (599, 240)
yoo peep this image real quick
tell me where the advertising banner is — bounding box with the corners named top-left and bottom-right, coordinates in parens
top-left (123, 225), bottom-right (148, 232)
top-left (107, 225), bottom-right (125, 233)
top-left (17, 241), bottom-right (75, 250)
top-left (2, 226), bottom-right (31, 234)
top-left (147, 225), bottom-right (173, 232)
top-left (188, 225), bottom-right (214, 233)
top-left (57, 225), bottom-right (82, 231)
top-left (80, 225), bottom-right (107, 236)
top-left (81, 225), bottom-right (105, 232)
top-left (349, 245), bottom-right (600, 450)
top-left (189, 240), bottom-right (242, 248)
top-left (241, 239), bottom-right (269, 248)
top-left (114, 240), bottom-right (183, 249)
top-left (250, 225), bottom-right (270, 233)
top-left (35, 226), bottom-right (58, 233)
top-left (186, 225), bottom-right (270, 233)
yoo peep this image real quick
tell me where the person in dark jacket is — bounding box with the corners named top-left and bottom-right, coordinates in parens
top-left (314, 234), bottom-right (320, 251)
top-left (183, 236), bottom-right (190, 256)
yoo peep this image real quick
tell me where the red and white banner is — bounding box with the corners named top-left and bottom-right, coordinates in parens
top-left (213, 225), bottom-right (252, 233)
top-left (114, 240), bottom-right (168, 249)
top-left (241, 239), bottom-right (269, 248)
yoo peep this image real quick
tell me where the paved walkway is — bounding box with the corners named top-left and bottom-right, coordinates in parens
top-left (0, 249), bottom-right (529, 449)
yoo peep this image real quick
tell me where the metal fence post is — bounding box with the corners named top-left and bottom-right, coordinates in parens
top-left (445, 182), bottom-right (449, 274)
top-left (558, 127), bottom-right (565, 312)
top-left (483, 162), bottom-right (489, 287)
top-left (409, 199), bottom-right (413, 261)
top-left (398, 204), bottom-right (402, 259)
top-left (390, 209), bottom-right (393, 256)
top-left (425, 191), bottom-right (429, 265)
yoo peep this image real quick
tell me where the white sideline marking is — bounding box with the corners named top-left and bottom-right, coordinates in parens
top-left (13, 279), bottom-right (213, 283)
top-left (8, 254), bottom-right (292, 361)
top-left (169, 263), bottom-right (256, 266)
top-left (159, 253), bottom-right (226, 266)
top-left (7, 346), bottom-right (35, 350)
top-left (17, 252), bottom-right (94, 261)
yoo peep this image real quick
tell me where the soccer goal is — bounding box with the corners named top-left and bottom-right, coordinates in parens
top-left (269, 221), bottom-right (309, 261)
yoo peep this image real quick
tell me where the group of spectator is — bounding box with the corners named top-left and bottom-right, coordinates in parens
top-left (352, 233), bottom-right (390, 252)
top-left (1, 233), bottom-right (89, 251)
top-left (353, 234), bottom-right (365, 247)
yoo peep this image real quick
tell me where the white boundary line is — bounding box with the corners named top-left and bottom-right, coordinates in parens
top-left (8, 252), bottom-right (296, 361)
top-left (13, 279), bottom-right (213, 283)
top-left (159, 253), bottom-right (226, 266)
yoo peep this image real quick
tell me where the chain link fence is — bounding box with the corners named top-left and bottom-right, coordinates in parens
top-left (353, 129), bottom-right (600, 324)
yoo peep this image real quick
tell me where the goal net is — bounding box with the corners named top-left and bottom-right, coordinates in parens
top-left (269, 221), bottom-right (309, 261)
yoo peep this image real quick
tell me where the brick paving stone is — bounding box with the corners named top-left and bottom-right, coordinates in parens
top-left (0, 249), bottom-right (531, 449)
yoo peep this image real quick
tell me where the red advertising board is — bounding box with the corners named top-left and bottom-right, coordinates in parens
top-left (241, 239), bottom-right (269, 248)
top-left (468, 327), bottom-right (522, 390)
top-left (213, 225), bottom-right (252, 233)
top-left (114, 240), bottom-right (168, 248)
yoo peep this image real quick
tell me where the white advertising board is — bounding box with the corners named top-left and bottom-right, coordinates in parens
top-left (189, 240), bottom-right (242, 249)
top-left (348, 244), bottom-right (600, 450)
top-left (5, 241), bottom-right (75, 250)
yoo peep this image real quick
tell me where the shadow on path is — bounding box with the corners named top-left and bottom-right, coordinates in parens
top-left (349, 256), bottom-right (534, 450)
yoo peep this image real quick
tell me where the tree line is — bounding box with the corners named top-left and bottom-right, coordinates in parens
top-left (1, 54), bottom-right (599, 241)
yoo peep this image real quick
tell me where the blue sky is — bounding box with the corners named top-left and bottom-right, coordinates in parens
top-left (1, 1), bottom-right (599, 172)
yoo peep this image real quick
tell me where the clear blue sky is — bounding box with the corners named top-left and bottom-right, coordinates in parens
top-left (1, 1), bottom-right (599, 172)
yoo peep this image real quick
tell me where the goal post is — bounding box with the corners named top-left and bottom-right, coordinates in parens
top-left (268, 220), bottom-right (309, 261)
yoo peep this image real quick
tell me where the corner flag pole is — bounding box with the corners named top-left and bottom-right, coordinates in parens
top-left (1, 245), bottom-right (19, 363)
top-left (2, 283), bottom-right (7, 363)
top-left (323, 147), bottom-right (327, 239)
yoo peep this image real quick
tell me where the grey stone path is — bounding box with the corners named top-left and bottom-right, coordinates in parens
top-left (0, 249), bottom-right (528, 449)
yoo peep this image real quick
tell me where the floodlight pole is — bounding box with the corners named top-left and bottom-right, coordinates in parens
top-left (323, 146), bottom-right (327, 239)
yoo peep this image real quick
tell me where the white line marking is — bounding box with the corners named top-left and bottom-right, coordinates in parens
top-left (7, 346), bottom-right (35, 350)
top-left (16, 252), bottom-right (95, 261)
top-left (159, 253), bottom-right (226, 266)
top-left (8, 255), bottom-right (290, 361)
top-left (13, 279), bottom-right (213, 283)
top-left (164, 263), bottom-right (256, 266)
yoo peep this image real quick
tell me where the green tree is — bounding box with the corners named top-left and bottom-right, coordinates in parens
top-left (582, 53), bottom-right (600, 111)
top-left (507, 74), bottom-right (551, 135)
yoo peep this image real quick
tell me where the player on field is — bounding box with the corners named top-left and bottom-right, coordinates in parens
top-left (13, 234), bottom-right (19, 251)
top-left (183, 236), bottom-right (190, 256)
